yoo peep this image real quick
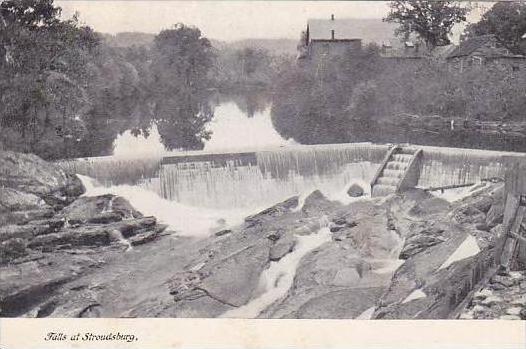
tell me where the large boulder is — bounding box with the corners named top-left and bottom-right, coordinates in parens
top-left (59, 195), bottom-right (142, 225)
top-left (0, 151), bottom-right (84, 201)
top-left (347, 184), bottom-right (365, 198)
top-left (0, 151), bottom-right (84, 226)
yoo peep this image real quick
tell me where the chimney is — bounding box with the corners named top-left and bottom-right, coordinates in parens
top-left (331, 30), bottom-right (335, 40)
top-left (331, 14), bottom-right (335, 20)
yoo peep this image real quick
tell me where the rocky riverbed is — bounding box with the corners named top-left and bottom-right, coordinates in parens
top-left (1, 150), bottom-right (525, 319)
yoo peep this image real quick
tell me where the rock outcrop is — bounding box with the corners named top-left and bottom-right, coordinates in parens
top-left (1, 150), bottom-right (523, 319)
top-left (373, 184), bottom-right (509, 319)
top-left (160, 191), bottom-right (403, 318)
top-left (0, 151), bottom-right (168, 317)
top-left (459, 271), bottom-right (526, 320)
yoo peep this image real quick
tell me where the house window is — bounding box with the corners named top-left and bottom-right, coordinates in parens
top-left (513, 66), bottom-right (520, 71)
top-left (472, 56), bottom-right (483, 65)
top-left (321, 43), bottom-right (330, 56)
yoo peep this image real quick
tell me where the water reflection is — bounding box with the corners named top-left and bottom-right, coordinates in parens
top-left (113, 125), bottom-right (166, 158)
top-left (346, 122), bottom-right (526, 153)
top-left (112, 89), bottom-right (525, 156)
top-left (203, 101), bottom-right (292, 152)
top-left (112, 91), bottom-right (292, 156)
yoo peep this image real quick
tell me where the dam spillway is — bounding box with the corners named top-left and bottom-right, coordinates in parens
top-left (57, 143), bottom-right (526, 209)
top-left (160, 143), bottom-right (387, 208)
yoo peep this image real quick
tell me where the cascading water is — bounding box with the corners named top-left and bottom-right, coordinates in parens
top-left (160, 144), bottom-right (387, 209)
top-left (66, 144), bottom-right (390, 238)
top-left (220, 216), bottom-right (332, 318)
top-left (61, 143), bottom-right (520, 238)
top-left (58, 156), bottom-right (163, 188)
top-left (416, 146), bottom-right (513, 188)
top-left (78, 175), bottom-right (259, 237)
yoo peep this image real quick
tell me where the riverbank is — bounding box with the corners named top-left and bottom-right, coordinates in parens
top-left (1, 150), bottom-right (524, 318)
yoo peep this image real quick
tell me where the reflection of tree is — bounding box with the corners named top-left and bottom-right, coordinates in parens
top-left (218, 89), bottom-right (270, 118)
top-left (155, 97), bottom-right (213, 150)
top-left (0, 1), bottom-right (220, 159)
top-left (150, 24), bottom-right (215, 150)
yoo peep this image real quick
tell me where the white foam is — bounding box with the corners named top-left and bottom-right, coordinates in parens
top-left (430, 182), bottom-right (488, 203)
top-left (291, 178), bottom-right (373, 214)
top-left (355, 306), bottom-right (376, 320)
top-left (321, 178), bottom-right (372, 206)
top-left (112, 124), bottom-right (168, 159)
top-left (439, 234), bottom-right (481, 270)
top-left (77, 175), bottom-right (258, 237)
top-left (372, 259), bottom-right (405, 274)
top-left (291, 192), bottom-right (310, 213)
top-left (402, 289), bottom-right (427, 304)
top-left (220, 222), bottom-right (332, 318)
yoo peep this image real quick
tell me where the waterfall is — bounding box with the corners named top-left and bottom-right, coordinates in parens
top-left (59, 143), bottom-right (522, 212)
top-left (77, 175), bottom-right (258, 237)
top-left (160, 144), bottom-right (386, 209)
top-left (58, 156), bottom-right (163, 188)
top-left (417, 146), bottom-right (516, 188)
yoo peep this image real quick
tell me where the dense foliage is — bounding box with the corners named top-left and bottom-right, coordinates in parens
top-left (0, 0), bottom-right (289, 159)
top-left (464, 1), bottom-right (526, 54)
top-left (384, 0), bottom-right (470, 47)
top-left (271, 50), bottom-right (526, 147)
top-left (270, 0), bottom-right (525, 150)
top-left (211, 46), bottom-right (292, 89)
top-left (1, 0), bottom-right (100, 159)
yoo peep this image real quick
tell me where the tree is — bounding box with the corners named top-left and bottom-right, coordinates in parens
top-left (0, 0), bottom-right (100, 158)
top-left (1, 0), bottom-right (60, 28)
top-left (150, 24), bottom-right (215, 150)
top-left (384, 0), bottom-right (470, 47)
top-left (464, 1), bottom-right (526, 54)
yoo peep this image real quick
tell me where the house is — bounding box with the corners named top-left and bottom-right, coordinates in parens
top-left (297, 15), bottom-right (428, 65)
top-left (446, 34), bottom-right (526, 72)
top-left (380, 41), bottom-right (427, 62)
top-left (298, 15), bottom-right (363, 62)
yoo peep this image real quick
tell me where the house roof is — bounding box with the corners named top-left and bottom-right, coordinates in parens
top-left (447, 34), bottom-right (513, 58)
top-left (430, 44), bottom-right (457, 59)
top-left (307, 17), bottom-right (397, 43)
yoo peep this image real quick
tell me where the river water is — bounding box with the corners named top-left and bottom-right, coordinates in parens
top-left (70, 93), bottom-right (378, 236)
top-left (61, 91), bottom-right (517, 237)
top-left (113, 92), bottom-right (291, 157)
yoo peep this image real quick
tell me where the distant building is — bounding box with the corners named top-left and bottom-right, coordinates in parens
top-left (446, 34), bottom-right (526, 72)
top-left (297, 17), bottom-right (526, 73)
top-left (298, 15), bottom-right (363, 61)
top-left (380, 41), bottom-right (426, 61)
top-left (298, 15), bottom-right (424, 64)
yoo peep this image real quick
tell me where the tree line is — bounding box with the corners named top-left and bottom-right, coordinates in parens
top-left (0, 0), bottom-right (290, 160)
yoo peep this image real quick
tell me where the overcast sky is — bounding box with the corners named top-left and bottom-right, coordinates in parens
top-left (57, 1), bottom-right (489, 42)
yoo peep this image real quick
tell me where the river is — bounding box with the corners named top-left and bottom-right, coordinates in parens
top-left (113, 91), bottom-right (292, 157)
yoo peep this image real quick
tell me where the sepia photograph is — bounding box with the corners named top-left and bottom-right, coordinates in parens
top-left (1, 0), bottom-right (526, 325)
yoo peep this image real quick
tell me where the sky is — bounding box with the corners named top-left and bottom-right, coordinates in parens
top-left (57, 1), bottom-right (391, 41)
top-left (57, 1), bottom-right (490, 42)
